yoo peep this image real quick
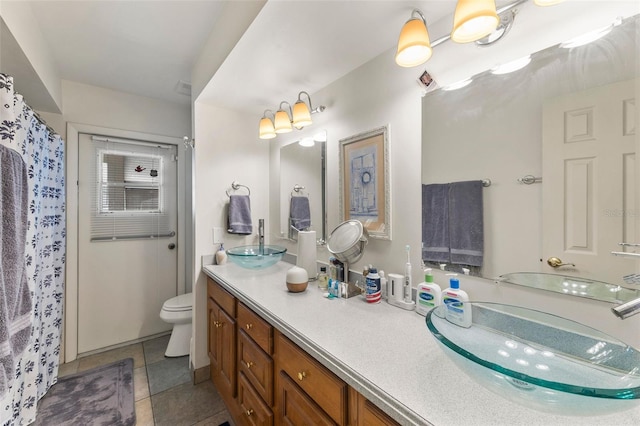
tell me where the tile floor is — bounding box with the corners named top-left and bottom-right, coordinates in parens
top-left (57, 335), bottom-right (235, 426)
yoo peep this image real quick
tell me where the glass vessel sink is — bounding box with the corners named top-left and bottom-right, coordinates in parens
top-left (498, 272), bottom-right (640, 304)
top-left (226, 245), bottom-right (287, 269)
top-left (426, 302), bottom-right (640, 416)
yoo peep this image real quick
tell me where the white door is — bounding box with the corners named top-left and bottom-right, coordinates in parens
top-left (78, 134), bottom-right (178, 353)
top-left (542, 79), bottom-right (638, 284)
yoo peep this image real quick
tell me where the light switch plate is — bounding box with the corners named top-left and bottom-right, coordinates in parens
top-left (212, 227), bottom-right (224, 244)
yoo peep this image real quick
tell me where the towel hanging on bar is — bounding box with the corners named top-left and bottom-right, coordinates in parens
top-left (227, 194), bottom-right (252, 234)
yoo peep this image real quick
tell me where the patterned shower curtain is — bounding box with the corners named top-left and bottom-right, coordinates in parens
top-left (0, 74), bottom-right (65, 425)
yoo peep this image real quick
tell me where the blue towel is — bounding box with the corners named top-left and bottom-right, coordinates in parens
top-left (422, 184), bottom-right (450, 263)
top-left (290, 196), bottom-right (311, 231)
top-left (0, 145), bottom-right (32, 398)
top-left (227, 195), bottom-right (252, 235)
top-left (449, 180), bottom-right (484, 267)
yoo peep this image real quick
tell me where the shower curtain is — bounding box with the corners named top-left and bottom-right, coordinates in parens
top-left (0, 74), bottom-right (66, 426)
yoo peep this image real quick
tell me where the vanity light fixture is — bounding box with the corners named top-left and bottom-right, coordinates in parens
top-left (395, 9), bottom-right (432, 67)
top-left (451, 0), bottom-right (499, 43)
top-left (259, 92), bottom-right (326, 140)
top-left (274, 101), bottom-right (293, 133)
top-left (441, 78), bottom-right (473, 91)
top-left (395, 0), bottom-right (566, 67)
top-left (293, 91), bottom-right (326, 129)
top-left (259, 110), bottom-right (276, 140)
top-left (490, 55), bottom-right (531, 74)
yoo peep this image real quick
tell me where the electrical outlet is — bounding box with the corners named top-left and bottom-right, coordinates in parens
top-left (212, 227), bottom-right (224, 244)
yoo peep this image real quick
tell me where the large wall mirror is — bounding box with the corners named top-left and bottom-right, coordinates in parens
top-left (278, 130), bottom-right (327, 243)
top-left (422, 14), bottom-right (639, 285)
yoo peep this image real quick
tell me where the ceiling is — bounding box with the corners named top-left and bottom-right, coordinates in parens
top-left (10, 1), bottom-right (639, 114)
top-left (19, 0), bottom-right (453, 111)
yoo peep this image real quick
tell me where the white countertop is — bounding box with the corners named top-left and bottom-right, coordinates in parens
top-left (203, 261), bottom-right (640, 426)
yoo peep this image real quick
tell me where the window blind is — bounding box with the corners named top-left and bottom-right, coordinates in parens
top-left (89, 137), bottom-right (176, 241)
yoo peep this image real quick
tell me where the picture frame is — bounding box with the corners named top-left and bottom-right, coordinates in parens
top-left (339, 125), bottom-right (391, 240)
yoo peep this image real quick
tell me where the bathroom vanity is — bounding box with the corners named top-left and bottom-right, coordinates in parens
top-left (203, 262), bottom-right (640, 425)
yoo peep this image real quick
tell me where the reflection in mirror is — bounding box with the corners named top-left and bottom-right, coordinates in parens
top-left (422, 14), bottom-right (639, 285)
top-left (279, 130), bottom-right (326, 243)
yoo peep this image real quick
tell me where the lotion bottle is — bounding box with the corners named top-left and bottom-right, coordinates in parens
top-left (215, 243), bottom-right (227, 265)
top-left (415, 269), bottom-right (441, 316)
top-left (442, 277), bottom-right (471, 328)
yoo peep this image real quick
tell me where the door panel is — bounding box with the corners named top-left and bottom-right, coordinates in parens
top-left (78, 134), bottom-right (177, 353)
top-left (542, 79), bottom-right (638, 283)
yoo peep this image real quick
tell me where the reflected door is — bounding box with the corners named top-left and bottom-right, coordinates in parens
top-left (542, 78), bottom-right (638, 284)
top-left (77, 134), bottom-right (178, 353)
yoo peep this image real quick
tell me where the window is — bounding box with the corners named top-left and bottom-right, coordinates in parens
top-left (89, 137), bottom-right (176, 241)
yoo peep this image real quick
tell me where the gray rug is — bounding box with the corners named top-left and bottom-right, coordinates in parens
top-left (34, 358), bottom-right (135, 426)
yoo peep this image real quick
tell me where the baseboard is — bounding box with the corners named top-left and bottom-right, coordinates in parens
top-left (192, 364), bottom-right (210, 384)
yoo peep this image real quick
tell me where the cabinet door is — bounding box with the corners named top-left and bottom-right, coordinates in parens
top-left (238, 372), bottom-right (273, 426)
top-left (238, 330), bottom-right (274, 405)
top-left (208, 298), bottom-right (220, 374)
top-left (277, 371), bottom-right (336, 426)
top-left (218, 307), bottom-right (237, 398)
top-left (358, 395), bottom-right (400, 426)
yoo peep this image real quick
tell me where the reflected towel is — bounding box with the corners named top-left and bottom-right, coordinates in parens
top-left (422, 183), bottom-right (450, 263)
top-left (449, 180), bottom-right (484, 267)
top-left (290, 196), bottom-right (311, 231)
top-left (0, 145), bottom-right (32, 398)
top-left (227, 194), bottom-right (252, 235)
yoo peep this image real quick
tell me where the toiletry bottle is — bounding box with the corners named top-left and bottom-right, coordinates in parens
top-left (215, 243), bottom-right (227, 265)
top-left (328, 258), bottom-right (337, 281)
top-left (318, 266), bottom-right (328, 289)
top-left (379, 270), bottom-right (387, 300)
top-left (442, 277), bottom-right (471, 328)
top-left (403, 245), bottom-right (412, 303)
top-left (365, 267), bottom-right (381, 303)
top-left (416, 268), bottom-right (441, 316)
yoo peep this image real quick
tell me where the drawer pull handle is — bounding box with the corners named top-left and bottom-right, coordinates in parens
top-left (245, 323), bottom-right (253, 330)
top-left (246, 409), bottom-right (254, 417)
top-left (213, 321), bottom-right (222, 328)
top-left (297, 371), bottom-right (307, 381)
top-left (245, 361), bottom-right (254, 369)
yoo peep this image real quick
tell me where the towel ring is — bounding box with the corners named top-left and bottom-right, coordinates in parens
top-left (291, 184), bottom-right (306, 196)
top-left (226, 181), bottom-right (251, 197)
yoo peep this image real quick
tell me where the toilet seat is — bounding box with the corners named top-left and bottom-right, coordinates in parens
top-left (162, 293), bottom-right (192, 312)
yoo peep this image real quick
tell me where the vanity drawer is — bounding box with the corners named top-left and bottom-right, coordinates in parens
top-left (238, 330), bottom-right (274, 405)
top-left (238, 302), bottom-right (273, 354)
top-left (208, 277), bottom-right (236, 317)
top-left (276, 333), bottom-right (347, 425)
top-left (238, 372), bottom-right (273, 426)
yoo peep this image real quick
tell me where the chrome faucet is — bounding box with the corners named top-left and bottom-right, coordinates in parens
top-left (258, 219), bottom-right (264, 254)
top-left (612, 297), bottom-right (640, 319)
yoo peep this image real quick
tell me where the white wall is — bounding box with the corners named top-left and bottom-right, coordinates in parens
top-left (269, 47), bottom-right (424, 280)
top-left (0, 1), bottom-right (62, 111)
top-left (62, 80), bottom-right (190, 137)
top-left (192, 101), bottom-right (270, 369)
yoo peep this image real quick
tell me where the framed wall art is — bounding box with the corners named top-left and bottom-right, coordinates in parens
top-left (339, 125), bottom-right (391, 240)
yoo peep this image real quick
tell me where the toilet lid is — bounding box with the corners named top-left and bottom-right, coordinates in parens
top-left (163, 293), bottom-right (193, 312)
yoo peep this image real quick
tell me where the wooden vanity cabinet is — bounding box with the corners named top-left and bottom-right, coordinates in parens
top-left (207, 278), bottom-right (237, 404)
top-left (275, 330), bottom-right (349, 425)
top-left (207, 276), bottom-right (401, 426)
top-left (236, 302), bottom-right (275, 425)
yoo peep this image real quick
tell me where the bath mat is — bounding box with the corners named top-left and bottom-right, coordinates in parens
top-left (34, 358), bottom-right (135, 426)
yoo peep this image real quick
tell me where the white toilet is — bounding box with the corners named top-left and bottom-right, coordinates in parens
top-left (159, 292), bottom-right (193, 357)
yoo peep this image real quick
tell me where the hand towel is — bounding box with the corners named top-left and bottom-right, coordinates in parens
top-left (449, 180), bottom-right (484, 267)
top-left (290, 195), bottom-right (311, 231)
top-left (422, 183), bottom-right (451, 263)
top-left (0, 145), bottom-right (32, 398)
top-left (227, 194), bottom-right (252, 235)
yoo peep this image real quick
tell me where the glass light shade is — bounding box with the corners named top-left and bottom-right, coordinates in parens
top-left (442, 78), bottom-right (473, 91)
top-left (395, 18), bottom-right (432, 67)
top-left (292, 101), bottom-right (312, 129)
top-left (274, 109), bottom-right (292, 133)
top-left (560, 26), bottom-right (613, 48)
top-left (451, 0), bottom-right (499, 43)
top-left (534, 0), bottom-right (565, 6)
top-left (299, 137), bottom-right (315, 147)
top-left (259, 117), bottom-right (276, 139)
